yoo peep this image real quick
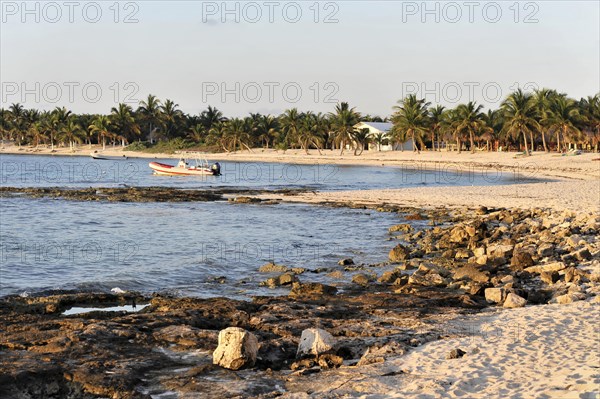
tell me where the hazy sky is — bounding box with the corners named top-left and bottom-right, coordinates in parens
top-left (1, 1), bottom-right (599, 117)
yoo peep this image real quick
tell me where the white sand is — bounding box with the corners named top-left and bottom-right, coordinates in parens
top-left (285, 299), bottom-right (600, 398)
top-left (277, 179), bottom-right (600, 214)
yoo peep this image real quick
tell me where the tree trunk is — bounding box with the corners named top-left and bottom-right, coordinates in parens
top-left (557, 131), bottom-right (561, 153)
top-left (522, 132), bottom-right (529, 155)
top-left (456, 137), bottom-right (461, 154)
top-left (431, 131), bottom-right (435, 151)
top-left (541, 130), bottom-right (548, 152)
top-left (470, 131), bottom-right (475, 153)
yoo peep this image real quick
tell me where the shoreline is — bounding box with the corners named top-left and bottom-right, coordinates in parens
top-left (2, 144), bottom-right (599, 181)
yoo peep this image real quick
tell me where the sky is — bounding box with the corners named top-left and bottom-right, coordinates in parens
top-left (1, 0), bottom-right (599, 117)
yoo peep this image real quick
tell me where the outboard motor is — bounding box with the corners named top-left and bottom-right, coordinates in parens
top-left (211, 162), bottom-right (221, 176)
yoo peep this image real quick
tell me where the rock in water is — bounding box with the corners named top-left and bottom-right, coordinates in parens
top-left (503, 293), bottom-right (527, 308)
top-left (212, 327), bottom-right (259, 370)
top-left (389, 244), bottom-right (410, 262)
top-left (297, 328), bottom-right (336, 358)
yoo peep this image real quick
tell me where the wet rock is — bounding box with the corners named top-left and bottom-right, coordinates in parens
top-left (338, 258), bottom-right (354, 266)
top-left (297, 328), bottom-right (336, 358)
top-left (540, 271), bottom-right (560, 285)
top-left (231, 196), bottom-right (262, 204)
top-left (389, 244), bottom-right (410, 262)
top-left (260, 273), bottom-right (298, 288)
top-left (153, 325), bottom-right (217, 348)
top-left (352, 274), bottom-right (374, 287)
top-left (485, 287), bottom-right (506, 304)
top-left (378, 270), bottom-right (402, 284)
top-left (289, 282), bottom-right (337, 299)
top-left (446, 348), bottom-right (466, 359)
top-left (389, 224), bottom-right (413, 233)
top-left (259, 262), bottom-right (288, 273)
top-left (213, 327), bottom-right (259, 370)
top-left (510, 251), bottom-right (534, 270)
top-left (503, 293), bottom-right (527, 308)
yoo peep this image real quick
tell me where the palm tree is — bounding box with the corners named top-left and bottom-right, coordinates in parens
top-left (60, 118), bottom-right (83, 151)
top-left (161, 99), bottom-right (183, 139)
top-left (501, 89), bottom-right (540, 155)
top-left (372, 132), bottom-right (387, 151)
top-left (329, 102), bottom-right (360, 154)
top-left (428, 105), bottom-right (445, 151)
top-left (257, 115), bottom-right (279, 149)
top-left (47, 107), bottom-right (72, 150)
top-left (111, 103), bottom-right (140, 145)
top-left (533, 88), bottom-right (558, 152)
top-left (481, 109), bottom-right (503, 151)
top-left (352, 128), bottom-right (371, 155)
top-left (223, 118), bottom-right (252, 152)
top-left (455, 102), bottom-right (485, 153)
top-left (188, 124), bottom-right (206, 143)
top-left (578, 94), bottom-right (600, 152)
top-left (88, 115), bottom-right (113, 150)
top-left (279, 108), bottom-right (302, 150)
top-left (199, 105), bottom-right (225, 130)
top-left (391, 95), bottom-right (430, 153)
top-left (138, 94), bottom-right (162, 141)
top-left (28, 122), bottom-right (47, 148)
top-left (543, 94), bottom-right (581, 152)
top-left (296, 112), bottom-right (324, 154)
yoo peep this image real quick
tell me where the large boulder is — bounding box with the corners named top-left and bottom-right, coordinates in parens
top-left (260, 273), bottom-right (298, 288)
top-left (297, 328), bottom-right (336, 358)
top-left (503, 293), bottom-right (527, 308)
top-left (484, 287), bottom-right (506, 304)
top-left (389, 244), bottom-right (410, 262)
top-left (525, 262), bottom-right (566, 274)
top-left (389, 224), bottom-right (413, 233)
top-left (213, 327), bottom-right (259, 370)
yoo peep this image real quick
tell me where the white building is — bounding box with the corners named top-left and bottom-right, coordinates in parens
top-left (353, 122), bottom-right (414, 151)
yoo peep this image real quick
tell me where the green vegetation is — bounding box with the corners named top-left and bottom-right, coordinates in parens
top-left (1, 90), bottom-right (598, 155)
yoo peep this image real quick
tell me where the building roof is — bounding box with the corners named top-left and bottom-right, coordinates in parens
top-left (355, 122), bottom-right (393, 133)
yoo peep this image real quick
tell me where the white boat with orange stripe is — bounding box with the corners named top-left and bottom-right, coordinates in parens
top-left (149, 158), bottom-right (221, 176)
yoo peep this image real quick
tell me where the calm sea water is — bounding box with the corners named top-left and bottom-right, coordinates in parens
top-left (0, 197), bottom-right (411, 298)
top-left (0, 153), bottom-right (539, 190)
top-left (0, 153), bottom-right (540, 298)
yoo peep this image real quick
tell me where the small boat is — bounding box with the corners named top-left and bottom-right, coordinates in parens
top-left (149, 158), bottom-right (221, 176)
top-left (91, 152), bottom-right (128, 160)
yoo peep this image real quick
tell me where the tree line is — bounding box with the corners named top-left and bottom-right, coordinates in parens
top-left (1, 89), bottom-right (598, 155)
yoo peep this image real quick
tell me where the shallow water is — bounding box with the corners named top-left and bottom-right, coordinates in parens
top-left (0, 153), bottom-right (539, 190)
top-left (0, 196), bottom-right (411, 298)
top-left (62, 304), bottom-right (149, 315)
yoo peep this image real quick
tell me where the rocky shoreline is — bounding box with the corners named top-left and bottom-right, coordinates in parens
top-left (1, 205), bottom-right (598, 398)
